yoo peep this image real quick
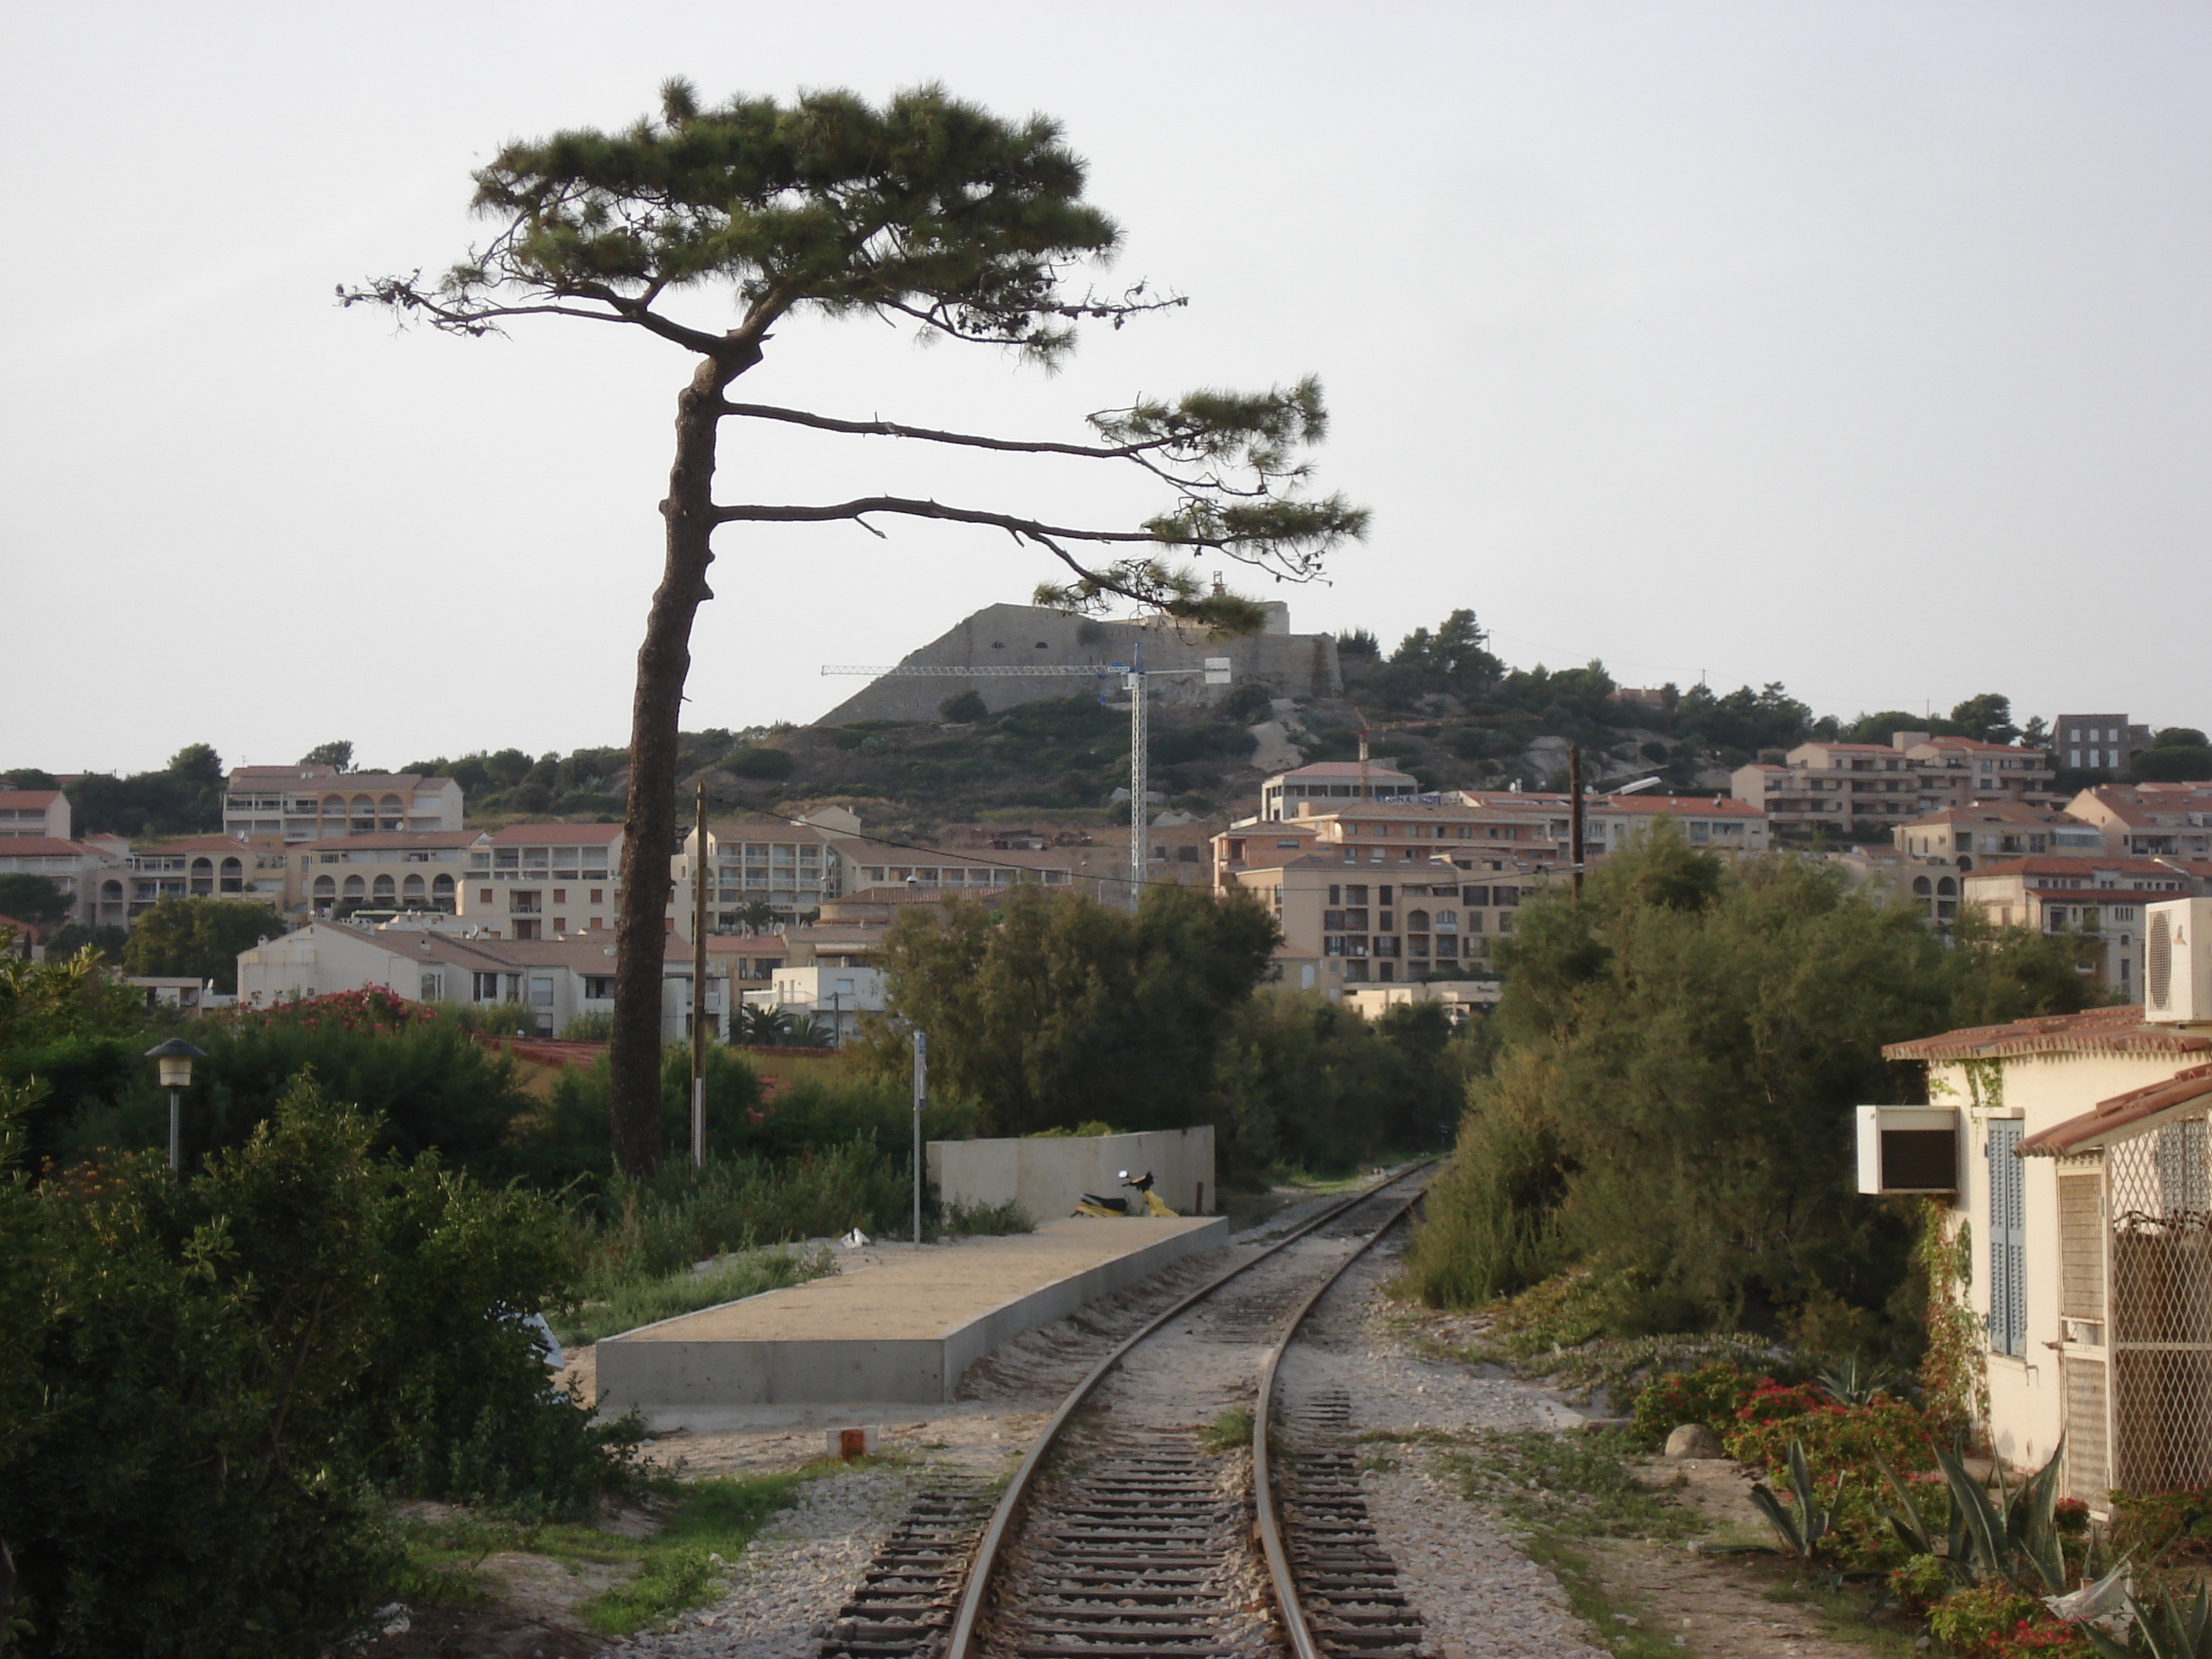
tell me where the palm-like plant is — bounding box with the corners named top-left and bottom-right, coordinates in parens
top-left (785, 1015), bottom-right (835, 1049)
top-left (1749, 1441), bottom-right (1839, 1560)
top-left (736, 1004), bottom-right (790, 1046)
top-left (1875, 1440), bottom-right (2069, 1596)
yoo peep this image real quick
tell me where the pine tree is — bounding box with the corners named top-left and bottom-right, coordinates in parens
top-left (346, 83), bottom-right (1364, 1174)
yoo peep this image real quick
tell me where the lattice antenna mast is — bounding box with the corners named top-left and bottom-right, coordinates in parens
top-left (822, 657), bottom-right (1232, 910)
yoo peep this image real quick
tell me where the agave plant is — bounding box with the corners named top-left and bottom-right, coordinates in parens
top-left (1817, 1353), bottom-right (1905, 1406)
top-left (1874, 1439), bottom-right (2069, 1595)
top-left (1749, 1441), bottom-right (1839, 1560)
top-left (2086, 1584), bottom-right (2212, 1659)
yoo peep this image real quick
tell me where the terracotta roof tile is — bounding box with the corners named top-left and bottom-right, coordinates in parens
top-left (1884, 1003), bottom-right (2212, 1062)
top-left (2019, 1064), bottom-right (2212, 1155)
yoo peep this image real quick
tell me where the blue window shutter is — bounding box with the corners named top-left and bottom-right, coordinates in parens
top-left (1989, 1121), bottom-right (2026, 1356)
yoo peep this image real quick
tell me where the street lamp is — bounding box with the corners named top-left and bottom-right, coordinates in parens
top-left (145, 1037), bottom-right (207, 1174)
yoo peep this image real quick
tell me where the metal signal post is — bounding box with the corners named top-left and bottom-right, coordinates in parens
top-left (822, 656), bottom-right (1232, 910)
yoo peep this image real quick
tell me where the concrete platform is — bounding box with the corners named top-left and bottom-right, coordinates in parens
top-left (594, 1214), bottom-right (1229, 1420)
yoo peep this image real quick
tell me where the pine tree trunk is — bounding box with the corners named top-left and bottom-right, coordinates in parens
top-left (608, 349), bottom-right (750, 1177)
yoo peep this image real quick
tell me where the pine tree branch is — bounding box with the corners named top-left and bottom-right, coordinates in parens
top-left (711, 496), bottom-right (1169, 544)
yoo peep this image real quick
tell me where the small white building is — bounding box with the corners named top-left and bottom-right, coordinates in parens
top-left (1870, 897), bottom-right (2212, 1508)
top-left (741, 964), bottom-right (884, 1046)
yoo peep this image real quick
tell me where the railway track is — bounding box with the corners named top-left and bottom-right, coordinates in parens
top-left (818, 1166), bottom-right (1434, 1659)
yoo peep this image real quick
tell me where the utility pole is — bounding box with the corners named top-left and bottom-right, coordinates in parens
top-left (912, 1028), bottom-right (928, 1250)
top-left (1569, 744), bottom-right (1586, 903)
top-left (1126, 663), bottom-right (1148, 910)
top-left (690, 780), bottom-right (709, 1168)
top-left (822, 656), bottom-right (1231, 913)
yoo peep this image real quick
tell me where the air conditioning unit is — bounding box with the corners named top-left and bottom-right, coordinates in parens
top-left (1855, 1106), bottom-right (1958, 1195)
top-left (2144, 898), bottom-right (2212, 1023)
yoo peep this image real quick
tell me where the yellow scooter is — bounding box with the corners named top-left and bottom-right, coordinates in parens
top-left (1072, 1170), bottom-right (1178, 1218)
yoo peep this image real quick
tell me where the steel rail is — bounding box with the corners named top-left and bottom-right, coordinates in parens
top-left (1251, 1179), bottom-right (1431, 1659)
top-left (939, 1161), bottom-right (1436, 1659)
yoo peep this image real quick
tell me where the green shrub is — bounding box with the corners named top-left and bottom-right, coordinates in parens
top-left (1925, 1584), bottom-right (2040, 1655)
top-left (558, 1010), bottom-right (616, 1041)
top-left (1628, 1360), bottom-right (1760, 1445)
top-left (723, 746), bottom-right (795, 780)
top-left (1891, 1552), bottom-right (1951, 1617)
top-left (2108, 1485), bottom-right (2212, 1561)
top-left (1723, 1379), bottom-right (1938, 1569)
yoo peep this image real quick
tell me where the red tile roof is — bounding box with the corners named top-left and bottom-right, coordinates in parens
top-left (0, 790), bottom-right (62, 809)
top-left (1884, 1004), bottom-right (2212, 1062)
top-left (1964, 855), bottom-right (2208, 881)
top-left (1598, 795), bottom-right (1766, 816)
top-left (0, 837), bottom-right (108, 859)
top-left (2020, 1065), bottom-right (2212, 1156)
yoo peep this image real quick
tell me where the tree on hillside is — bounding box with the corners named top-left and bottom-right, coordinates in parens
top-left (298, 741), bottom-right (354, 772)
top-left (0, 875), bottom-right (71, 930)
top-left (1947, 693), bottom-right (2018, 745)
top-left (1386, 609), bottom-right (1502, 698)
top-left (121, 898), bottom-right (281, 995)
top-left (860, 884), bottom-right (1277, 1136)
top-left (1675, 682), bottom-right (1813, 755)
top-left (349, 82), bottom-right (1364, 1174)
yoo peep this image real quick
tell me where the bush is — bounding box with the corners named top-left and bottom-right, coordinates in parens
top-left (1925, 1585), bottom-right (2071, 1657)
top-left (1628, 1360), bottom-right (1760, 1445)
top-left (723, 746), bottom-right (795, 780)
top-left (1890, 1552), bottom-right (1951, 1617)
top-left (1, 1075), bottom-right (634, 1657)
top-left (1723, 1379), bottom-right (1939, 1569)
top-left (938, 690), bottom-right (988, 723)
top-left (558, 1010), bottom-right (615, 1041)
top-left (2108, 1485), bottom-right (2212, 1560)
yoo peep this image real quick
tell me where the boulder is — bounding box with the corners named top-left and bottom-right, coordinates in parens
top-left (1664, 1422), bottom-right (1726, 1459)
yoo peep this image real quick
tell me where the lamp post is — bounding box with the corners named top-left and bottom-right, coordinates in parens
top-left (145, 1038), bottom-right (207, 1174)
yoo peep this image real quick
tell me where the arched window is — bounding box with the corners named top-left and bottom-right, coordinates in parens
top-left (1911, 877), bottom-right (1932, 895)
top-left (342, 874), bottom-right (366, 900)
top-left (189, 857), bottom-right (214, 895)
top-left (1937, 877), bottom-right (1957, 896)
top-left (1404, 909), bottom-right (1430, 932)
top-left (401, 873), bottom-right (426, 902)
top-left (378, 793), bottom-right (404, 828)
top-left (219, 855), bottom-right (243, 892)
top-left (431, 873), bottom-right (455, 899)
top-left (101, 879), bottom-right (123, 900)
top-left (372, 874), bottom-right (396, 901)
top-left (313, 875), bottom-right (336, 908)
top-left (320, 793), bottom-right (347, 822)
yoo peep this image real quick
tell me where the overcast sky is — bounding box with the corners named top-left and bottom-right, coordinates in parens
top-left (4, 1), bottom-right (2207, 778)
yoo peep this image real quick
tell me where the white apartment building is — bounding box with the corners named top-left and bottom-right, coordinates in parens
top-left (1734, 735), bottom-right (2056, 835)
top-left (223, 765), bottom-right (463, 841)
top-left (237, 921), bottom-right (709, 1040)
top-left (1258, 760), bottom-right (1419, 822)
top-left (1959, 856), bottom-right (2211, 997)
top-left (460, 824), bottom-right (622, 939)
top-left (740, 965), bottom-right (887, 1046)
top-left (0, 790), bottom-right (70, 840)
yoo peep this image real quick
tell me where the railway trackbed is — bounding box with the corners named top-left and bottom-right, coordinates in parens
top-left (815, 1167), bottom-right (1435, 1659)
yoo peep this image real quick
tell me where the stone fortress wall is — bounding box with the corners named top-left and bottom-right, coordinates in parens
top-left (816, 602), bottom-right (1342, 725)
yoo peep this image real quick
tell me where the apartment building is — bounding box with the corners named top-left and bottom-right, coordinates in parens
top-left (0, 836), bottom-right (126, 926)
top-left (1895, 801), bottom-right (2104, 866)
top-left (460, 823), bottom-right (622, 939)
top-left (295, 830), bottom-right (478, 919)
top-left (222, 765), bottom-right (463, 841)
top-left (740, 965), bottom-right (886, 1046)
top-left (0, 790), bottom-right (70, 840)
top-left (237, 921), bottom-right (710, 1040)
top-left (2065, 783), bottom-right (2212, 860)
top-left (684, 813), bottom-right (855, 927)
top-left (2051, 714), bottom-right (2152, 775)
top-left (1258, 760), bottom-right (1418, 822)
top-left (1734, 734), bottom-right (2053, 835)
top-left (1958, 856), bottom-right (2211, 997)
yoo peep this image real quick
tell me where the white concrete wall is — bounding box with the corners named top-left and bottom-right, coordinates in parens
top-left (928, 1126), bottom-right (1216, 1221)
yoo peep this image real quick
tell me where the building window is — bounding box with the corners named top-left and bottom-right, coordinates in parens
top-left (1988, 1119), bottom-right (2026, 1356)
top-left (472, 972), bottom-right (501, 1002)
top-left (553, 917), bottom-right (566, 933)
top-left (480, 888), bottom-right (494, 905)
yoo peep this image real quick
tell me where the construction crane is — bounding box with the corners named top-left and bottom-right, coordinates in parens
top-left (1346, 707), bottom-right (1446, 801)
top-left (821, 655), bottom-right (1232, 908)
